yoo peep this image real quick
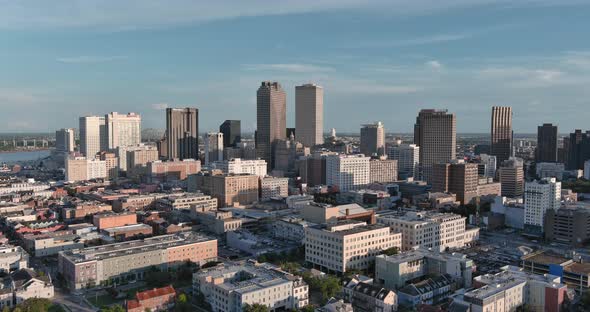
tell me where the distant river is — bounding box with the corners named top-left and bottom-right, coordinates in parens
top-left (0, 150), bottom-right (51, 163)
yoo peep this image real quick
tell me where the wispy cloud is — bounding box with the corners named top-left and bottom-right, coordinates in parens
top-left (425, 60), bottom-right (443, 69)
top-left (151, 103), bottom-right (169, 110)
top-left (242, 63), bottom-right (334, 73)
top-left (342, 83), bottom-right (422, 94)
top-left (56, 56), bottom-right (127, 64)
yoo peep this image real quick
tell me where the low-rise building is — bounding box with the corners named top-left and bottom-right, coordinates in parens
top-left (193, 208), bottom-right (242, 235)
top-left (193, 261), bottom-right (308, 312)
top-left (61, 202), bottom-right (112, 220)
top-left (22, 231), bottom-right (85, 257)
top-left (272, 217), bottom-right (315, 244)
top-left (0, 246), bottom-right (28, 272)
top-left (112, 193), bottom-right (169, 212)
top-left (147, 159), bottom-right (201, 182)
top-left (92, 212), bottom-right (137, 230)
top-left (0, 269), bottom-right (54, 309)
top-left (211, 158), bottom-right (267, 177)
top-left (301, 203), bottom-right (375, 225)
top-left (545, 202), bottom-right (590, 247)
top-left (102, 224), bottom-right (153, 241)
top-left (127, 285), bottom-right (176, 312)
top-left (260, 177), bottom-right (289, 201)
top-left (397, 274), bottom-right (455, 307)
top-left (155, 193), bottom-right (218, 211)
top-left (521, 251), bottom-right (590, 291)
top-left (349, 282), bottom-right (397, 312)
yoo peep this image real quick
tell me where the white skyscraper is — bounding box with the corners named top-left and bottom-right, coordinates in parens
top-left (79, 116), bottom-right (107, 158)
top-left (296, 83), bottom-right (324, 147)
top-left (326, 154), bottom-right (370, 192)
top-left (55, 128), bottom-right (75, 153)
top-left (204, 132), bottom-right (224, 166)
top-left (387, 144), bottom-right (419, 179)
top-left (524, 177), bottom-right (561, 233)
top-left (105, 112), bottom-right (141, 150)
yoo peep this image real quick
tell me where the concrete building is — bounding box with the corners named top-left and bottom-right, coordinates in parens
top-left (55, 128), bottom-right (75, 153)
top-left (260, 177), bottom-right (289, 200)
top-left (524, 178), bottom-right (561, 234)
top-left (414, 109), bottom-right (456, 183)
top-left (194, 261), bottom-right (308, 312)
top-left (584, 160), bottom-right (590, 180)
top-left (212, 158), bottom-right (267, 177)
top-left (369, 158), bottom-right (398, 183)
top-left (193, 208), bottom-right (242, 235)
top-left (58, 232), bottom-right (217, 290)
top-left (92, 212), bottom-right (137, 230)
top-left (102, 224), bottom-right (153, 241)
top-left (105, 112), bottom-right (141, 149)
top-left (79, 115), bottom-right (107, 158)
top-left (521, 250), bottom-right (590, 291)
top-left (478, 154), bottom-right (497, 179)
top-left (296, 83), bottom-right (324, 147)
top-left (127, 285), bottom-right (176, 312)
top-left (375, 249), bottom-right (474, 289)
top-left (219, 120), bottom-right (241, 148)
top-left (326, 154), bottom-right (370, 192)
top-left (499, 157), bottom-right (524, 198)
top-left (98, 151), bottom-right (118, 179)
top-left (204, 132), bottom-right (224, 166)
top-left (431, 161), bottom-right (479, 205)
top-left (348, 282), bottom-right (397, 312)
top-left (301, 203), bottom-right (374, 225)
top-left (22, 231), bottom-right (85, 257)
top-left (490, 106), bottom-right (513, 164)
top-left (360, 122), bottom-right (385, 156)
top-left (566, 130), bottom-right (590, 170)
top-left (156, 193), bottom-right (218, 211)
top-left (0, 246), bottom-right (28, 273)
top-left (65, 156), bottom-right (88, 182)
top-left (115, 143), bottom-right (158, 172)
top-left (536, 162), bottom-right (565, 180)
top-left (537, 123), bottom-right (558, 163)
top-left (256, 81), bottom-right (286, 169)
top-left (387, 144), bottom-right (419, 179)
top-left (305, 221), bottom-right (402, 273)
top-left (545, 202), bottom-right (590, 247)
top-left (86, 158), bottom-right (107, 180)
top-left (273, 137), bottom-right (308, 173)
top-left (272, 217), bottom-right (314, 244)
top-left (377, 210), bottom-right (478, 251)
top-left (166, 107), bottom-right (199, 160)
top-left (191, 173), bottom-right (259, 208)
top-left (147, 159), bottom-right (201, 182)
top-left (0, 269), bottom-right (54, 310)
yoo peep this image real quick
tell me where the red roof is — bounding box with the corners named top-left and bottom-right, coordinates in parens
top-left (135, 285), bottom-right (176, 302)
top-left (127, 299), bottom-right (141, 310)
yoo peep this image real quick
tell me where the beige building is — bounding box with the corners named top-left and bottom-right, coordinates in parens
top-left (414, 109), bottom-right (456, 183)
top-left (59, 232), bottom-right (217, 290)
top-left (191, 173), bottom-right (259, 208)
top-left (305, 221), bottom-right (402, 273)
top-left (193, 208), bottom-right (242, 235)
top-left (65, 156), bottom-right (88, 182)
top-left (326, 154), bottom-right (370, 192)
top-left (260, 177), bottom-right (289, 200)
top-left (212, 158), bottom-right (267, 177)
top-left (156, 193), bottom-right (218, 211)
top-left (147, 159), bottom-right (201, 182)
top-left (105, 112), bottom-right (141, 150)
top-left (115, 143), bottom-right (158, 172)
top-left (432, 161), bottom-right (479, 204)
top-left (166, 107), bottom-right (199, 160)
top-left (204, 132), bottom-right (224, 166)
top-left (369, 158), bottom-right (398, 183)
top-left (499, 157), bottom-right (524, 197)
top-left (377, 210), bottom-right (478, 251)
top-left (98, 151), bottom-right (119, 179)
top-left (79, 115), bottom-right (107, 158)
top-left (295, 83), bottom-right (324, 147)
top-left (360, 122), bottom-right (385, 156)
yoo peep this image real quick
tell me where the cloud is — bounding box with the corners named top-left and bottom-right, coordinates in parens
top-left (243, 63), bottom-right (334, 73)
top-left (56, 56), bottom-right (127, 64)
top-left (151, 103), bottom-right (169, 110)
top-left (342, 83), bottom-right (422, 94)
top-left (426, 60), bottom-right (443, 69)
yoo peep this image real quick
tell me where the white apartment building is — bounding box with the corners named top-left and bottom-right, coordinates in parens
top-left (212, 158), bottom-right (267, 177)
top-left (326, 154), bottom-right (370, 192)
top-left (260, 177), bottom-right (289, 200)
top-left (377, 210), bottom-right (478, 251)
top-left (79, 115), bottom-right (107, 158)
top-left (105, 112), bottom-right (141, 150)
top-left (0, 180), bottom-right (50, 195)
top-left (204, 132), bottom-right (224, 166)
top-left (86, 158), bottom-right (107, 180)
top-left (387, 144), bottom-right (419, 179)
top-left (194, 261), bottom-right (308, 312)
top-left (305, 221), bottom-right (402, 273)
top-left (524, 177), bottom-right (561, 233)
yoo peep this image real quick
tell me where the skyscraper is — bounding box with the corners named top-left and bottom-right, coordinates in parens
top-left (219, 120), bottom-right (241, 148)
top-left (431, 161), bottom-right (479, 205)
top-left (498, 157), bottom-right (524, 197)
top-left (105, 112), bottom-right (141, 150)
top-left (79, 116), bottom-right (107, 158)
top-left (55, 128), bottom-right (75, 153)
top-left (524, 177), bottom-right (561, 234)
top-left (566, 130), bottom-right (590, 170)
top-left (256, 81), bottom-right (286, 169)
top-left (536, 123), bottom-right (558, 163)
top-left (360, 122), bottom-right (385, 156)
top-left (295, 83), bottom-right (324, 147)
top-left (490, 106), bottom-right (513, 164)
top-left (166, 107), bottom-right (199, 160)
top-left (387, 144), bottom-right (419, 179)
top-left (414, 109), bottom-right (456, 183)
top-left (204, 132), bottom-right (224, 166)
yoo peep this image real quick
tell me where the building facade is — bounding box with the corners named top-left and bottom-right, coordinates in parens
top-left (204, 132), bottom-right (224, 166)
top-left (360, 122), bottom-right (385, 156)
top-left (537, 123), bottom-right (558, 163)
top-left (105, 112), bottom-right (141, 149)
top-left (79, 116), bottom-right (107, 158)
top-left (387, 144), bottom-right (419, 179)
top-left (256, 81), bottom-right (286, 169)
top-left (212, 158), bottom-right (267, 177)
top-left (414, 109), bottom-right (456, 183)
top-left (55, 128), bottom-right (75, 153)
top-left (295, 83), bottom-right (324, 147)
top-left (326, 154), bottom-right (370, 192)
top-left (524, 178), bottom-right (561, 234)
top-left (490, 106), bottom-right (513, 164)
top-left (166, 107), bottom-right (199, 160)
top-left (219, 120), bottom-right (241, 148)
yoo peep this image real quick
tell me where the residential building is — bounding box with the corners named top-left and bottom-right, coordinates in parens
top-left (92, 212), bottom-right (137, 230)
top-left (260, 177), bottom-right (289, 200)
top-left (490, 106), bottom-right (513, 164)
top-left (375, 249), bottom-right (474, 289)
top-left (272, 217), bottom-right (314, 244)
top-left (2, 269), bottom-right (54, 309)
top-left (296, 83), bottom-right (324, 147)
top-left (147, 159), bottom-right (201, 182)
top-left (0, 246), bottom-right (28, 272)
top-left (166, 107), bottom-right (199, 160)
top-left (524, 178), bottom-right (561, 234)
top-left (105, 112), bottom-right (141, 149)
top-left (204, 132), bottom-right (224, 166)
top-left (349, 282), bottom-right (397, 312)
top-left (498, 157), bottom-right (524, 198)
top-left (316, 298), bottom-right (353, 312)
top-left (55, 128), bottom-right (75, 153)
top-left (58, 232), bottom-right (217, 290)
top-left (219, 120), bottom-right (241, 148)
top-left (212, 158), bottom-right (267, 177)
top-left (127, 285), bottom-right (176, 312)
top-left (79, 115), bottom-right (107, 158)
top-left (115, 143), bottom-right (158, 172)
top-left (360, 122), bottom-right (385, 156)
top-left (256, 81), bottom-right (286, 169)
top-left (326, 154), bottom-right (370, 192)
top-left (194, 261), bottom-right (308, 312)
top-left (156, 193), bottom-right (218, 211)
top-left (22, 231), bottom-right (85, 257)
top-left (414, 109), bottom-right (456, 183)
top-left (377, 210), bottom-right (478, 251)
top-left (387, 144), bottom-right (419, 179)
top-left (98, 151), bottom-right (118, 179)
top-left (545, 202), bottom-right (590, 247)
top-left (397, 274), bottom-right (455, 307)
top-left (537, 123), bottom-right (558, 163)
top-left (86, 158), bottom-right (107, 180)
top-left (369, 158), bottom-right (398, 183)
top-left (461, 275), bottom-right (526, 312)
top-left (305, 221), bottom-right (402, 273)
top-left (431, 161), bottom-right (479, 205)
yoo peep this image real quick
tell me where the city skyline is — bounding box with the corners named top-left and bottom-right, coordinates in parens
top-left (1, 1), bottom-right (590, 133)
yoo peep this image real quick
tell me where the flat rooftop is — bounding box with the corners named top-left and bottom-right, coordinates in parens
top-left (102, 223), bottom-right (152, 234)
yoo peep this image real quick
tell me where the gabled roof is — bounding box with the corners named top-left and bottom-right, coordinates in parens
top-left (135, 285), bottom-right (176, 302)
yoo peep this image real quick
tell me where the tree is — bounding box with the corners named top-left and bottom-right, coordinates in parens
top-left (318, 275), bottom-right (342, 301)
top-left (243, 303), bottom-right (270, 312)
top-left (16, 298), bottom-right (52, 312)
top-left (299, 305), bottom-right (315, 312)
top-left (2, 307), bottom-right (10, 312)
top-left (177, 293), bottom-right (188, 304)
top-left (100, 305), bottom-right (125, 312)
top-left (382, 247), bottom-right (399, 256)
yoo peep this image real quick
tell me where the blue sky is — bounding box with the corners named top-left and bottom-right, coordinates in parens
top-left (1, 0), bottom-right (590, 134)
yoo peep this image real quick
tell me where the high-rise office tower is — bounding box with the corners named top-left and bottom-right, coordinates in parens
top-left (387, 144), bottom-right (419, 179)
top-left (566, 130), bottom-right (590, 170)
top-left (478, 154), bottom-right (497, 179)
top-left (55, 128), bottom-right (75, 153)
top-left (166, 107), bottom-right (199, 160)
top-left (105, 112), bottom-right (141, 150)
top-left (432, 161), bottom-right (479, 205)
top-left (414, 109), bottom-right (456, 183)
top-left (360, 122), bottom-right (385, 156)
top-left (490, 106), bottom-right (513, 164)
top-left (204, 132), bottom-right (224, 166)
top-left (79, 116), bottom-right (107, 158)
top-left (498, 157), bottom-right (524, 197)
top-left (256, 81), bottom-right (286, 169)
top-left (295, 83), bottom-right (324, 147)
top-left (219, 120), bottom-right (241, 148)
top-left (536, 123), bottom-right (558, 163)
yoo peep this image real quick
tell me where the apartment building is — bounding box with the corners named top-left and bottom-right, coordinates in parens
top-left (349, 282), bottom-right (397, 312)
top-left (260, 176), bottom-right (289, 200)
top-left (155, 193), bottom-right (217, 212)
top-left (0, 269), bottom-right (54, 310)
top-left (193, 261), bottom-right (308, 312)
top-left (524, 177), bottom-right (561, 234)
top-left (61, 202), bottom-right (112, 220)
top-left (377, 210), bottom-right (478, 251)
top-left (326, 154), bottom-right (370, 192)
top-left (545, 202), bottom-right (590, 247)
top-left (212, 158), bottom-right (267, 177)
top-left (0, 246), bottom-right (29, 272)
top-left (369, 158), bottom-right (398, 183)
top-left (305, 221), bottom-right (402, 273)
top-left (59, 232), bottom-right (217, 289)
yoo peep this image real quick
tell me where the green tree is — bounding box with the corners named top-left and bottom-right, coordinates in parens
top-left (177, 293), bottom-right (188, 304)
top-left (299, 305), bottom-right (315, 312)
top-left (243, 303), bottom-right (270, 312)
top-left (100, 305), bottom-right (125, 312)
top-left (16, 298), bottom-right (52, 312)
top-left (382, 247), bottom-right (399, 256)
top-left (318, 275), bottom-right (342, 300)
